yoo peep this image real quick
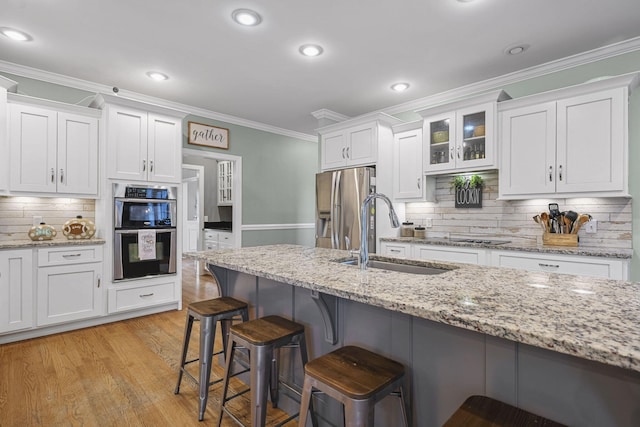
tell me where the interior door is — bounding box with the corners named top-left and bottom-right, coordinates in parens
top-left (181, 164), bottom-right (205, 253)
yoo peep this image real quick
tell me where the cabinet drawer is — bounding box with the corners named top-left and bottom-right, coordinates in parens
top-left (204, 230), bottom-right (218, 240)
top-left (38, 245), bottom-right (103, 266)
top-left (413, 245), bottom-right (487, 265)
top-left (380, 242), bottom-right (411, 259)
top-left (491, 252), bottom-right (624, 279)
top-left (110, 281), bottom-right (176, 313)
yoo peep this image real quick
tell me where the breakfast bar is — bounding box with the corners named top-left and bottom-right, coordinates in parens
top-left (187, 244), bottom-right (640, 427)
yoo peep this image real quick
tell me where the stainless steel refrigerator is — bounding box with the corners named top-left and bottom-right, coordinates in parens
top-left (315, 167), bottom-right (376, 252)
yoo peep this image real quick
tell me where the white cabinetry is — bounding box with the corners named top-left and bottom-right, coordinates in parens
top-left (491, 250), bottom-right (629, 280)
top-left (499, 74), bottom-right (638, 199)
top-left (0, 249), bottom-right (33, 333)
top-left (217, 160), bottom-right (233, 205)
top-left (417, 91), bottom-right (510, 175)
top-left (318, 113), bottom-right (402, 171)
top-left (9, 97), bottom-right (99, 196)
top-left (109, 278), bottom-right (176, 313)
top-left (380, 241), bottom-right (411, 259)
top-left (204, 229), bottom-right (234, 250)
top-left (36, 245), bottom-right (103, 326)
top-left (412, 244), bottom-right (488, 265)
top-left (92, 94), bottom-right (184, 183)
top-left (392, 123), bottom-right (436, 201)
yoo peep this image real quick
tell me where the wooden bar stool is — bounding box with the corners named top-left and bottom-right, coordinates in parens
top-left (298, 345), bottom-right (409, 427)
top-left (217, 315), bottom-right (317, 427)
top-left (174, 297), bottom-right (249, 421)
top-left (443, 395), bottom-right (567, 427)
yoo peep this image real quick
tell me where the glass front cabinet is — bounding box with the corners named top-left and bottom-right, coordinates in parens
top-left (419, 91), bottom-right (510, 174)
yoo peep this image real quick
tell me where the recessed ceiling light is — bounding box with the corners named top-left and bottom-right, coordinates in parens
top-left (232, 9), bottom-right (262, 26)
top-left (299, 44), bottom-right (324, 57)
top-left (146, 71), bottom-right (169, 81)
top-left (0, 27), bottom-right (32, 42)
top-left (505, 44), bottom-right (530, 56)
top-left (391, 82), bottom-right (410, 92)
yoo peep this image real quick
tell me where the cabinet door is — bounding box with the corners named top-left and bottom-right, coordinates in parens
top-left (37, 263), bottom-right (103, 326)
top-left (148, 113), bottom-right (181, 183)
top-left (424, 111), bottom-right (456, 173)
top-left (107, 106), bottom-right (148, 181)
top-left (57, 112), bottom-right (98, 195)
top-left (217, 160), bottom-right (233, 205)
top-left (499, 102), bottom-right (557, 197)
top-left (0, 249), bottom-right (33, 333)
top-left (380, 242), bottom-right (411, 259)
top-left (394, 129), bottom-right (424, 200)
top-left (456, 102), bottom-right (495, 169)
top-left (9, 104), bottom-right (57, 193)
top-left (556, 88), bottom-right (625, 193)
top-left (321, 130), bottom-right (347, 170)
top-left (346, 123), bottom-right (376, 166)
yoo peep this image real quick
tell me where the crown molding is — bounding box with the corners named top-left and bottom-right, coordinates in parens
top-left (311, 108), bottom-right (351, 122)
top-left (0, 59), bottom-right (317, 142)
top-left (0, 74), bottom-right (18, 92)
top-left (382, 36), bottom-right (640, 116)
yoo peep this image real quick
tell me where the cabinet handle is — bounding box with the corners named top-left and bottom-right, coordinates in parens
top-left (538, 263), bottom-right (560, 268)
top-left (417, 177), bottom-right (421, 189)
top-left (558, 165), bottom-right (563, 181)
top-left (342, 147), bottom-right (346, 159)
top-left (548, 166), bottom-right (553, 182)
top-left (139, 293), bottom-right (154, 298)
top-left (60, 168), bottom-right (64, 184)
top-left (51, 168), bottom-right (55, 183)
top-left (457, 146), bottom-right (461, 159)
top-left (390, 249), bottom-right (401, 253)
top-left (345, 147), bottom-right (350, 159)
top-left (450, 147), bottom-right (454, 160)
top-left (150, 160), bottom-right (154, 173)
top-left (142, 160), bottom-right (146, 171)
top-left (62, 253), bottom-right (82, 258)
top-left (97, 275), bottom-right (101, 288)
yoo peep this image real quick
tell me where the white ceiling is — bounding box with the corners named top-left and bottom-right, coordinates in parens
top-left (2, 0), bottom-right (640, 136)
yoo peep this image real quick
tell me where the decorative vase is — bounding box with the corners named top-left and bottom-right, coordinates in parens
top-left (28, 222), bottom-right (57, 241)
top-left (62, 215), bottom-right (96, 240)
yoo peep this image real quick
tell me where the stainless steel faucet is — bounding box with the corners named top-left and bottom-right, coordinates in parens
top-left (359, 193), bottom-right (400, 270)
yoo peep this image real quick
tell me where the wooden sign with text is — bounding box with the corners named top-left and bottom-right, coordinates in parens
top-left (188, 121), bottom-right (229, 150)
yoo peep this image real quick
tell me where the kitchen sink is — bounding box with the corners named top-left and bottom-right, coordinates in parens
top-left (338, 257), bottom-right (452, 275)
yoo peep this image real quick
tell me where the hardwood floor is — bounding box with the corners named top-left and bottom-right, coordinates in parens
top-left (0, 259), bottom-right (295, 426)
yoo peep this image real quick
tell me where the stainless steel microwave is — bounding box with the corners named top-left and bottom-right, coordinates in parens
top-left (114, 184), bottom-right (177, 229)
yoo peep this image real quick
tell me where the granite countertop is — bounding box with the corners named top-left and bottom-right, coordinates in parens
top-left (0, 238), bottom-right (106, 249)
top-left (186, 244), bottom-right (640, 373)
top-left (381, 236), bottom-right (633, 259)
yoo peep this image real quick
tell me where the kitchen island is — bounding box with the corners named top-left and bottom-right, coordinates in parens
top-left (186, 244), bottom-right (640, 427)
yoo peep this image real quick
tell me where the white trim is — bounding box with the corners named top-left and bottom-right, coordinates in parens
top-left (0, 59), bottom-right (317, 142)
top-left (242, 223), bottom-right (314, 231)
top-left (311, 108), bottom-right (351, 122)
top-left (381, 36), bottom-right (640, 116)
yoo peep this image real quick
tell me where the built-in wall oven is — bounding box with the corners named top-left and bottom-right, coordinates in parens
top-left (113, 184), bottom-right (177, 281)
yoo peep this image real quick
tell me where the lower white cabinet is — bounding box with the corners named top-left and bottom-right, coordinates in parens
top-left (204, 229), bottom-right (234, 250)
top-left (36, 245), bottom-right (103, 326)
top-left (380, 241), bottom-right (411, 258)
top-left (0, 249), bottom-right (33, 333)
top-left (108, 278), bottom-right (177, 313)
top-left (490, 250), bottom-right (629, 280)
top-left (412, 244), bottom-right (488, 265)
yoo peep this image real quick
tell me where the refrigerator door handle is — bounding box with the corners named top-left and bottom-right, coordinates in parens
top-left (330, 171), bottom-right (340, 248)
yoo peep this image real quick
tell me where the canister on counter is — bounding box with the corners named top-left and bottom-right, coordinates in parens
top-left (400, 222), bottom-right (414, 237)
top-left (414, 226), bottom-right (426, 239)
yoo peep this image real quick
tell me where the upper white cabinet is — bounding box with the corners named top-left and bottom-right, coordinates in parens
top-left (0, 249), bottom-right (33, 334)
top-left (318, 113), bottom-right (402, 171)
top-left (92, 94), bottom-right (184, 183)
top-left (8, 96), bottom-right (99, 196)
top-left (499, 73), bottom-right (638, 199)
top-left (392, 122), bottom-right (436, 201)
top-left (217, 160), bottom-right (233, 205)
top-left (417, 91), bottom-right (511, 175)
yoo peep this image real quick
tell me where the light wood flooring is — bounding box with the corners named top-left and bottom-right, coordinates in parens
top-left (0, 260), bottom-right (296, 426)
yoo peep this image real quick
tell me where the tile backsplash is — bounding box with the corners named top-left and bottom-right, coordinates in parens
top-left (0, 196), bottom-right (96, 241)
top-left (403, 171), bottom-right (632, 250)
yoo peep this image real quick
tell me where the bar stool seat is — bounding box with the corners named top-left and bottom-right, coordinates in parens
top-left (174, 296), bottom-right (249, 421)
top-left (443, 395), bottom-right (567, 427)
top-left (298, 345), bottom-right (409, 427)
top-left (218, 315), bottom-right (316, 427)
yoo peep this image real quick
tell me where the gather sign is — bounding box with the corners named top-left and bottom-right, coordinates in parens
top-left (188, 121), bottom-right (229, 150)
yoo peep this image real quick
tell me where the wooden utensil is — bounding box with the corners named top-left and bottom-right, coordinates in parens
top-left (563, 216), bottom-right (572, 234)
top-left (540, 212), bottom-right (549, 233)
top-left (571, 214), bottom-right (591, 234)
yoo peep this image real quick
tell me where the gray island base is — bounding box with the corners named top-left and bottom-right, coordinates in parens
top-left (185, 245), bottom-right (640, 427)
